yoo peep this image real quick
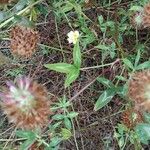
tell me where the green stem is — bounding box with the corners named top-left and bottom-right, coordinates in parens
top-left (114, 38), bottom-right (125, 58)
top-left (113, 10), bottom-right (125, 58)
top-left (80, 62), bottom-right (114, 71)
top-left (38, 43), bottom-right (70, 54)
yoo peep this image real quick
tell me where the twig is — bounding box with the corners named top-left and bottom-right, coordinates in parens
top-left (0, 125), bottom-right (15, 136)
top-left (0, 138), bottom-right (25, 142)
top-left (3, 126), bottom-right (17, 150)
top-left (71, 105), bottom-right (85, 150)
top-left (71, 118), bottom-right (79, 150)
top-left (69, 77), bottom-right (98, 102)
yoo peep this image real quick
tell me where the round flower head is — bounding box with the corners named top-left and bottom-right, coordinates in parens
top-left (130, 3), bottom-right (150, 29)
top-left (0, 0), bottom-right (12, 4)
top-left (0, 76), bottom-right (51, 129)
top-left (85, 0), bottom-right (89, 3)
top-left (67, 30), bottom-right (79, 44)
top-left (128, 70), bottom-right (150, 111)
top-left (131, 11), bottom-right (144, 29)
top-left (122, 108), bottom-right (143, 129)
top-left (10, 25), bottom-right (39, 58)
top-left (142, 3), bottom-right (150, 28)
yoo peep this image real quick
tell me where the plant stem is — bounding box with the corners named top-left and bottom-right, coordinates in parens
top-left (80, 62), bottom-right (114, 71)
top-left (38, 43), bottom-right (70, 54)
top-left (55, 17), bottom-right (65, 61)
top-left (113, 10), bottom-right (125, 58)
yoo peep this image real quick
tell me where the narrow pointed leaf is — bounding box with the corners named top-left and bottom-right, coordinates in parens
top-left (16, 130), bottom-right (36, 150)
top-left (73, 41), bottom-right (81, 68)
top-left (61, 128), bottom-right (72, 140)
top-left (67, 112), bottom-right (79, 118)
top-left (135, 123), bottom-right (150, 144)
top-left (65, 67), bottom-right (79, 88)
top-left (16, 130), bottom-right (36, 139)
top-left (44, 63), bottom-right (75, 74)
top-left (136, 61), bottom-right (150, 70)
top-left (122, 58), bottom-right (134, 70)
top-left (134, 49), bottom-right (140, 67)
top-left (94, 89), bottom-right (115, 111)
top-left (64, 117), bottom-right (72, 129)
top-left (97, 77), bottom-right (114, 88)
top-left (143, 112), bottom-right (150, 124)
top-left (129, 6), bottom-right (143, 11)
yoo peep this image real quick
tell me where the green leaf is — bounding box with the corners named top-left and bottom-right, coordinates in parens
top-left (81, 28), bottom-right (95, 47)
top-left (106, 21), bottom-right (115, 27)
top-left (135, 123), bottom-right (150, 144)
top-left (0, 12), bottom-right (7, 23)
top-left (16, 130), bottom-right (36, 150)
top-left (98, 15), bottom-right (104, 24)
top-left (52, 114), bottom-right (64, 120)
top-left (14, 15), bottom-right (34, 28)
top-left (65, 67), bottom-right (80, 88)
top-left (129, 6), bottom-right (143, 11)
top-left (67, 112), bottom-right (79, 118)
top-left (49, 121), bottom-right (62, 131)
top-left (116, 85), bottom-right (128, 97)
top-left (64, 118), bottom-right (72, 129)
top-left (122, 58), bottom-right (134, 70)
top-left (61, 3), bottom-right (74, 13)
top-left (61, 95), bottom-right (71, 107)
top-left (95, 44), bottom-right (109, 50)
top-left (36, 4), bottom-right (48, 16)
top-left (61, 128), bottom-right (72, 140)
top-left (15, 0), bottom-right (28, 11)
top-left (143, 112), bottom-right (150, 124)
top-left (136, 61), bottom-right (150, 70)
top-left (94, 89), bottom-right (115, 111)
top-left (118, 137), bottom-right (125, 148)
top-left (97, 77), bottom-right (114, 88)
top-left (44, 63), bottom-right (75, 74)
top-left (16, 130), bottom-right (36, 139)
top-left (115, 75), bottom-right (127, 82)
top-left (134, 49), bottom-right (141, 67)
top-left (74, 3), bottom-right (82, 15)
top-left (47, 137), bottom-right (62, 149)
top-left (73, 41), bottom-right (81, 68)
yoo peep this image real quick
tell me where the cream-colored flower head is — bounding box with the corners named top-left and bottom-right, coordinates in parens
top-left (67, 30), bottom-right (79, 44)
top-left (85, 0), bottom-right (89, 3)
